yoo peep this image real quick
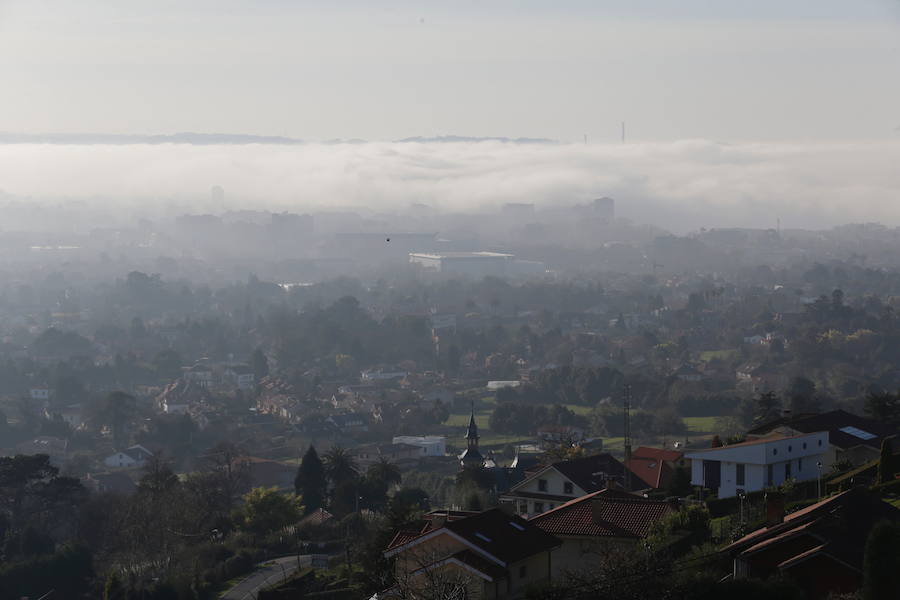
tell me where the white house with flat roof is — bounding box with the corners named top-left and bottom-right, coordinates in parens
top-left (684, 432), bottom-right (828, 499)
top-left (392, 435), bottom-right (446, 457)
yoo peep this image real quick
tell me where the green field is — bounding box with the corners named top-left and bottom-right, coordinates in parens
top-left (699, 349), bottom-right (739, 362)
top-left (683, 416), bottom-right (718, 434)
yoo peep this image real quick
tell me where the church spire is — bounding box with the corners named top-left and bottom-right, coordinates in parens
top-left (466, 401), bottom-right (479, 441)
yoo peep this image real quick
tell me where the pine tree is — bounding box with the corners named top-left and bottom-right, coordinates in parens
top-left (877, 438), bottom-right (895, 484)
top-left (863, 521), bottom-right (900, 600)
top-left (295, 445), bottom-right (326, 514)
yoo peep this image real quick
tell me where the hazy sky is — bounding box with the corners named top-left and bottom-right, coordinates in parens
top-left (1, 0), bottom-right (898, 142)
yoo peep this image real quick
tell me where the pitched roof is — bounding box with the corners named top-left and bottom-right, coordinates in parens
top-left (632, 446), bottom-right (683, 463)
top-left (551, 453), bottom-right (651, 492)
top-left (723, 487), bottom-right (900, 573)
top-left (386, 508), bottom-right (560, 565)
top-left (625, 456), bottom-right (673, 490)
top-left (529, 490), bottom-right (674, 539)
top-left (750, 410), bottom-right (897, 450)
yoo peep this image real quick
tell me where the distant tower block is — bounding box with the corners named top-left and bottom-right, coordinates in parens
top-left (592, 197), bottom-right (615, 221)
top-left (210, 185), bottom-right (225, 207)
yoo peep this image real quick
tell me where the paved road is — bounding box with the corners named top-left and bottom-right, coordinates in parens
top-left (221, 555), bottom-right (311, 600)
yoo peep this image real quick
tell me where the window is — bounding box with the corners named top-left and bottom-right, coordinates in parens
top-left (788, 445), bottom-right (792, 453)
top-left (538, 479), bottom-right (548, 492)
top-left (534, 502), bottom-right (544, 514)
top-left (785, 462), bottom-right (791, 480)
top-left (519, 565), bottom-right (527, 579)
top-left (564, 482), bottom-right (574, 494)
top-left (518, 502), bottom-right (527, 514)
top-left (772, 448), bottom-right (778, 455)
top-left (736, 464), bottom-right (745, 486)
top-left (798, 458), bottom-right (803, 472)
top-left (767, 464), bottom-right (774, 486)
top-left (818, 440), bottom-right (823, 447)
top-left (803, 442), bottom-right (807, 450)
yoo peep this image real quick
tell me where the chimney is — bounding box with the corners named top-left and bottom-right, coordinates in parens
top-left (765, 492), bottom-right (785, 526)
top-left (591, 498), bottom-right (605, 524)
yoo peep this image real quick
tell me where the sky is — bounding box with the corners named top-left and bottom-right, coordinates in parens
top-left (0, 0), bottom-right (898, 142)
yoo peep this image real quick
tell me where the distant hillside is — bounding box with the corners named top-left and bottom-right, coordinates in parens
top-left (394, 135), bottom-right (556, 144)
top-left (0, 132), bottom-right (305, 145)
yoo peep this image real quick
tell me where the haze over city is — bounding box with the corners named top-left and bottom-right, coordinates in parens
top-left (2, 2), bottom-right (900, 600)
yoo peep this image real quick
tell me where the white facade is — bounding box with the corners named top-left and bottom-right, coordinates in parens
top-left (502, 467), bottom-right (587, 517)
top-left (392, 435), bottom-right (446, 457)
top-left (684, 432), bottom-right (828, 499)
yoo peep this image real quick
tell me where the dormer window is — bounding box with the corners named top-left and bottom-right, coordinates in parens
top-left (538, 479), bottom-right (548, 492)
top-left (564, 482), bottom-right (573, 494)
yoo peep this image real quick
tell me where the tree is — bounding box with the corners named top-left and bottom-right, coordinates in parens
top-left (295, 445), bottom-right (327, 514)
top-left (878, 438), bottom-right (896, 484)
top-left (152, 349), bottom-right (183, 381)
top-left (862, 521), bottom-right (900, 600)
top-left (323, 446), bottom-right (359, 486)
top-left (367, 457), bottom-right (402, 489)
top-left (89, 391), bottom-right (137, 450)
top-left (233, 487), bottom-right (303, 536)
top-left (865, 390), bottom-right (900, 426)
top-left (754, 391), bottom-right (782, 425)
top-left (204, 441), bottom-right (250, 510)
top-left (251, 347), bottom-right (269, 380)
top-left (786, 376), bottom-right (818, 414)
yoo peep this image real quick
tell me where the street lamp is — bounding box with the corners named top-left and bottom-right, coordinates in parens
top-left (816, 461), bottom-right (823, 500)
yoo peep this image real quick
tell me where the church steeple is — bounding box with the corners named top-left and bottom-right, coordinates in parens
top-left (459, 401), bottom-right (484, 468)
top-left (465, 401), bottom-right (479, 447)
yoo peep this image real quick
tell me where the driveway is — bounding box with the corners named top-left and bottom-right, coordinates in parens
top-left (220, 555), bottom-right (312, 600)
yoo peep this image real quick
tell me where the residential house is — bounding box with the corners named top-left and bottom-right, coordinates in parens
top-left (29, 385), bottom-right (51, 401)
top-left (361, 366), bottom-right (408, 382)
top-left (535, 425), bottom-right (586, 449)
top-left (43, 404), bottom-right (84, 430)
top-left (326, 412), bottom-right (370, 435)
top-left (672, 363), bottom-right (703, 382)
top-left (182, 362), bottom-right (214, 387)
top-left (224, 364), bottom-right (255, 390)
top-left (383, 508), bottom-right (561, 600)
top-left (392, 435), bottom-right (447, 457)
top-left (723, 487), bottom-right (900, 599)
top-left (500, 453), bottom-right (651, 517)
top-left (529, 488), bottom-right (675, 575)
top-left (746, 409), bottom-right (899, 470)
top-left (354, 442), bottom-right (424, 468)
top-left (156, 378), bottom-right (210, 415)
top-left (736, 362), bottom-right (785, 393)
top-left (683, 432), bottom-right (828, 499)
top-left (624, 446), bottom-right (685, 491)
top-left (103, 444), bottom-right (154, 469)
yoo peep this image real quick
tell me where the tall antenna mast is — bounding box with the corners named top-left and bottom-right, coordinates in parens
top-left (621, 121), bottom-right (625, 144)
top-left (584, 133), bottom-right (587, 145)
top-left (623, 384), bottom-right (632, 490)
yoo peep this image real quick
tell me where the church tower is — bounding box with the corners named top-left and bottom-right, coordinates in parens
top-left (458, 401), bottom-right (485, 468)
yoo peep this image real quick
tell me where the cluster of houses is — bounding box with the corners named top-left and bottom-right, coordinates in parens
top-left (376, 406), bottom-right (900, 600)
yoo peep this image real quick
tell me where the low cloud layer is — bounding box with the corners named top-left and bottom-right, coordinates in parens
top-left (1, 139), bottom-right (898, 232)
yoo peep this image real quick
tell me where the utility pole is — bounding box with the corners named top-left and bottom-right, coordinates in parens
top-left (621, 121), bottom-right (626, 144)
top-left (623, 384), bottom-right (632, 490)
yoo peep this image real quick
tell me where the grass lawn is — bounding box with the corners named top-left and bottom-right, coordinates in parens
top-left (684, 416), bottom-right (718, 434)
top-left (699, 349), bottom-right (739, 362)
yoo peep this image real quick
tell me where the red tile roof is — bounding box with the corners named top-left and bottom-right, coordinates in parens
top-left (625, 456), bottom-right (673, 489)
top-left (529, 489), bottom-right (675, 538)
top-left (632, 446), bottom-right (683, 463)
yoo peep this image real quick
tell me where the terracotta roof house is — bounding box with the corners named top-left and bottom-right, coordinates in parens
top-left (625, 446), bottom-right (685, 490)
top-left (723, 487), bottom-right (900, 600)
top-left (383, 508), bottom-right (560, 600)
top-left (529, 488), bottom-right (675, 575)
top-left (746, 409), bottom-right (899, 470)
top-left (500, 453), bottom-right (651, 517)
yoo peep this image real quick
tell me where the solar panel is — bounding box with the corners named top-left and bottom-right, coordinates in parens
top-left (509, 522), bottom-right (525, 531)
top-left (839, 426), bottom-right (876, 440)
top-left (475, 532), bottom-right (492, 542)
